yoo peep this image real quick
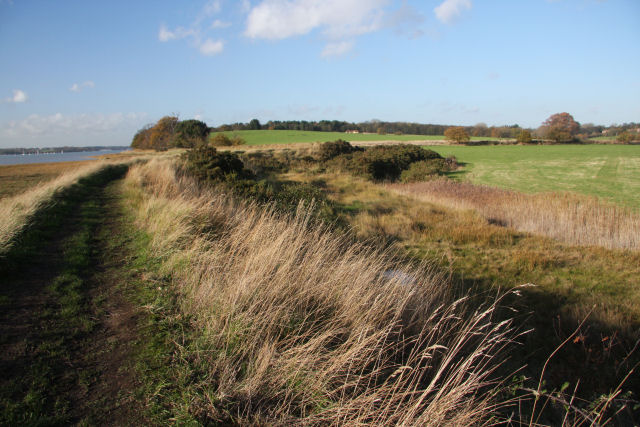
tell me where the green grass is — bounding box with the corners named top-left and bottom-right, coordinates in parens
top-left (210, 129), bottom-right (497, 146)
top-left (425, 144), bottom-right (640, 208)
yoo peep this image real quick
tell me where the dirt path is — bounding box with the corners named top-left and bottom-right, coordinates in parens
top-left (0, 168), bottom-right (145, 425)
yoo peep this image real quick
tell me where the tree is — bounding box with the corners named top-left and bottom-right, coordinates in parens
top-left (131, 124), bottom-right (153, 149)
top-left (541, 112), bottom-right (580, 143)
top-left (149, 116), bottom-right (179, 150)
top-left (248, 119), bottom-right (262, 130)
top-left (444, 127), bottom-right (470, 144)
top-left (173, 119), bottom-right (209, 148)
top-left (516, 129), bottom-right (533, 144)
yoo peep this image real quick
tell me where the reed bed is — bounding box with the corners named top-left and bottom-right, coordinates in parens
top-left (388, 179), bottom-right (640, 250)
top-left (123, 159), bottom-right (520, 425)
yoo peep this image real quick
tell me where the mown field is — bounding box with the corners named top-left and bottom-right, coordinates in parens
top-left (210, 129), bottom-right (496, 145)
top-left (426, 144), bottom-right (640, 208)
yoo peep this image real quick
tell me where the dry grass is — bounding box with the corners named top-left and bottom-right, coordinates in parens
top-left (388, 179), bottom-right (640, 250)
top-left (123, 158), bottom-right (521, 425)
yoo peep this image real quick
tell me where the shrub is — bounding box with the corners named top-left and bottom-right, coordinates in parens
top-left (400, 159), bottom-right (452, 183)
top-left (516, 129), bottom-right (533, 144)
top-left (182, 146), bottom-right (253, 182)
top-left (344, 145), bottom-right (443, 181)
top-left (617, 131), bottom-right (634, 144)
top-left (209, 133), bottom-right (246, 147)
top-left (317, 140), bottom-right (361, 161)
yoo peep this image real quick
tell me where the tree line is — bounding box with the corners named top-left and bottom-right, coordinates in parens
top-left (131, 115), bottom-right (639, 150)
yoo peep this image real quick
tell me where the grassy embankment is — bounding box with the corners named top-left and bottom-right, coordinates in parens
top-left (210, 129), bottom-right (499, 146)
top-left (120, 158), bottom-right (528, 425)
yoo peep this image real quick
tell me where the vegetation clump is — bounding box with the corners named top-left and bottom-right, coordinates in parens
top-left (182, 146), bottom-right (253, 183)
top-left (209, 133), bottom-right (246, 147)
top-left (400, 159), bottom-right (454, 183)
top-left (316, 139), bottom-right (361, 161)
top-left (323, 142), bottom-right (452, 182)
top-left (444, 126), bottom-right (471, 144)
top-left (131, 116), bottom-right (210, 150)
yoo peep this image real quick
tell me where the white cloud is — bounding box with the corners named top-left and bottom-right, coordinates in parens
top-left (69, 81), bottom-right (95, 93)
top-left (199, 38), bottom-right (225, 55)
top-left (321, 40), bottom-right (354, 57)
top-left (159, 1), bottom-right (228, 56)
top-left (1, 112), bottom-right (147, 138)
top-left (158, 24), bottom-right (195, 42)
top-left (4, 89), bottom-right (28, 103)
top-left (245, 0), bottom-right (388, 40)
top-left (434, 0), bottom-right (472, 24)
top-left (211, 19), bottom-right (232, 29)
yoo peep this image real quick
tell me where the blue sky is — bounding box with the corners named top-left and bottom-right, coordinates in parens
top-left (1, 0), bottom-right (639, 147)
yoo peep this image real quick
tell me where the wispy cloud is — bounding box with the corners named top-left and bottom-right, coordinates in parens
top-left (1, 112), bottom-right (147, 137)
top-left (199, 38), bottom-right (225, 55)
top-left (321, 41), bottom-right (354, 58)
top-left (158, 0), bottom-right (227, 56)
top-left (434, 0), bottom-right (472, 24)
top-left (69, 81), bottom-right (95, 93)
top-left (4, 89), bottom-right (28, 103)
top-left (211, 19), bottom-right (232, 29)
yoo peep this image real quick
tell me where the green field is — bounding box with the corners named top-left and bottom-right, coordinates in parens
top-left (211, 129), bottom-right (496, 145)
top-left (426, 144), bottom-right (640, 208)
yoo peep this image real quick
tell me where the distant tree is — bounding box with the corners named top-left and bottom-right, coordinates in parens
top-left (472, 123), bottom-right (489, 137)
top-left (444, 127), bottom-right (470, 144)
top-left (131, 124), bottom-right (153, 149)
top-left (173, 119), bottom-right (209, 148)
top-left (516, 129), bottom-right (533, 144)
top-left (541, 112), bottom-right (580, 143)
top-left (617, 131), bottom-right (634, 144)
top-left (149, 116), bottom-right (179, 150)
top-left (248, 119), bottom-right (262, 130)
top-left (377, 126), bottom-right (386, 135)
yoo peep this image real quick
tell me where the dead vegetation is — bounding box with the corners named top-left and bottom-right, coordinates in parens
top-left (388, 179), bottom-right (640, 250)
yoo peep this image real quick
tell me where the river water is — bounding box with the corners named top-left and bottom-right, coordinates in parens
top-left (0, 149), bottom-right (130, 166)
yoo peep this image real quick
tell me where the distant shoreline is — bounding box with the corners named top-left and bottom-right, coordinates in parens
top-left (0, 146), bottom-right (130, 156)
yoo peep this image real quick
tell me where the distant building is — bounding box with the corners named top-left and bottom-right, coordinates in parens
top-left (345, 130), bottom-right (360, 134)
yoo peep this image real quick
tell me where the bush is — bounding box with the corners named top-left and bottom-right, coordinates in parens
top-left (209, 133), bottom-right (246, 147)
top-left (617, 131), bottom-right (634, 144)
top-left (400, 159), bottom-right (452, 183)
top-left (344, 145), bottom-right (443, 181)
top-left (317, 140), bottom-right (361, 161)
top-left (516, 129), bottom-right (533, 144)
top-left (182, 146), bottom-right (253, 183)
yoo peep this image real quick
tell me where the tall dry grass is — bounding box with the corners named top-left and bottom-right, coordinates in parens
top-left (123, 158), bottom-right (523, 425)
top-left (0, 161), bottom-right (112, 254)
top-left (388, 179), bottom-right (640, 251)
